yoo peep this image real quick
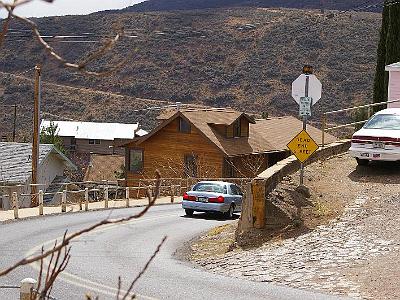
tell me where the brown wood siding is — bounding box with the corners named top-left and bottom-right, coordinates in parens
top-left (210, 124), bottom-right (227, 137)
top-left (126, 118), bottom-right (225, 184)
top-left (61, 137), bottom-right (130, 155)
top-left (226, 124), bottom-right (234, 138)
top-left (240, 117), bottom-right (249, 137)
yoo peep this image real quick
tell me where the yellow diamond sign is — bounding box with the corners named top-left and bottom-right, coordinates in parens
top-left (287, 130), bottom-right (319, 163)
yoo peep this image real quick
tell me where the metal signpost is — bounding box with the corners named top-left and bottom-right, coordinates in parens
top-left (290, 66), bottom-right (322, 186)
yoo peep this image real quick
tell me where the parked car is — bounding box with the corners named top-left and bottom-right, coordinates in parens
top-left (349, 108), bottom-right (400, 165)
top-left (182, 181), bottom-right (243, 219)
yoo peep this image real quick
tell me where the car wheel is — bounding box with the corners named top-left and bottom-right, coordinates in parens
top-left (356, 158), bottom-right (369, 166)
top-left (185, 209), bottom-right (194, 217)
top-left (224, 205), bottom-right (235, 219)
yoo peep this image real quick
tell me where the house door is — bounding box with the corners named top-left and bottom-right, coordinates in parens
top-left (184, 154), bottom-right (198, 178)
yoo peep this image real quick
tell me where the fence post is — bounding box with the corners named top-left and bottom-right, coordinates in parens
top-left (126, 187), bottom-right (130, 208)
top-left (85, 188), bottom-right (89, 211)
top-left (322, 113), bottom-right (327, 148)
top-left (12, 192), bottom-right (19, 219)
top-left (170, 185), bottom-right (175, 203)
top-left (252, 178), bottom-right (266, 229)
top-left (104, 186), bottom-right (109, 209)
top-left (20, 278), bottom-right (37, 300)
top-left (61, 190), bottom-right (67, 213)
top-left (38, 190), bottom-right (44, 216)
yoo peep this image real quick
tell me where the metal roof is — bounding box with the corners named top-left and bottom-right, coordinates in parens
top-left (0, 142), bottom-right (76, 184)
top-left (385, 62), bottom-right (400, 71)
top-left (40, 120), bottom-right (145, 141)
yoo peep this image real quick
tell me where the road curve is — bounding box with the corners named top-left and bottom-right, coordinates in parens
top-left (0, 204), bottom-right (349, 300)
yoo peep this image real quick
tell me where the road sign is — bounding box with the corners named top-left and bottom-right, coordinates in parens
top-left (292, 74), bottom-right (322, 105)
top-left (299, 97), bottom-right (312, 117)
top-left (287, 130), bottom-right (319, 163)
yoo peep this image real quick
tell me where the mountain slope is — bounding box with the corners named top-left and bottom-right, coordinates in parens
top-left (125, 0), bottom-right (383, 12)
top-left (0, 7), bottom-right (381, 140)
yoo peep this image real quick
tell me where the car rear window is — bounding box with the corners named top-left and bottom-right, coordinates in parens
top-left (192, 183), bottom-right (226, 194)
top-left (364, 114), bottom-right (400, 130)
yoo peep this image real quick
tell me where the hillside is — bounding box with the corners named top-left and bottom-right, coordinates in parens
top-left (0, 7), bottom-right (381, 140)
top-left (125, 0), bottom-right (383, 12)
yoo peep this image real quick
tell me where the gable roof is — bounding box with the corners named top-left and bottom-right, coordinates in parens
top-left (137, 109), bottom-right (267, 156)
top-left (252, 116), bottom-right (337, 150)
top-left (40, 120), bottom-right (147, 141)
top-left (131, 109), bottom-right (337, 158)
top-left (0, 142), bottom-right (76, 184)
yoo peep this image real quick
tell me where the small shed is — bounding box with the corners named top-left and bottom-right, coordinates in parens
top-left (385, 62), bottom-right (400, 108)
top-left (0, 142), bottom-right (76, 209)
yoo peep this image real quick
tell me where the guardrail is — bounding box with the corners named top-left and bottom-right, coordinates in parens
top-left (321, 99), bottom-right (400, 147)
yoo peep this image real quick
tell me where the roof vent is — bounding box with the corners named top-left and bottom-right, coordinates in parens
top-left (176, 102), bottom-right (182, 111)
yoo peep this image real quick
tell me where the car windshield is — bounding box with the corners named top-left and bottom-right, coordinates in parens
top-left (363, 114), bottom-right (400, 130)
top-left (192, 183), bottom-right (226, 193)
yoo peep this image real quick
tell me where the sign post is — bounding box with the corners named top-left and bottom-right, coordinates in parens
top-left (290, 66), bottom-right (322, 186)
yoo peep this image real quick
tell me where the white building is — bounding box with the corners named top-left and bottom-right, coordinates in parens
top-left (385, 62), bottom-right (400, 108)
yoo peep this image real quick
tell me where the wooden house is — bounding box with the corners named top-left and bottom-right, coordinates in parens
top-left (123, 109), bottom-right (336, 184)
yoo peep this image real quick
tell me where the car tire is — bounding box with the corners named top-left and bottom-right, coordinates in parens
top-left (356, 158), bottom-right (369, 166)
top-left (224, 204), bottom-right (235, 219)
top-left (185, 209), bottom-right (194, 217)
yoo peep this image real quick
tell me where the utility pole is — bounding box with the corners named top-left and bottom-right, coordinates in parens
top-left (12, 104), bottom-right (17, 142)
top-left (31, 65), bottom-right (41, 207)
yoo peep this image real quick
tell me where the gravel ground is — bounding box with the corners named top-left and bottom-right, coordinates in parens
top-left (189, 153), bottom-right (400, 300)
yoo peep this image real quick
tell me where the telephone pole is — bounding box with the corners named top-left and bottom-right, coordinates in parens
top-left (12, 104), bottom-right (17, 142)
top-left (31, 65), bottom-right (41, 207)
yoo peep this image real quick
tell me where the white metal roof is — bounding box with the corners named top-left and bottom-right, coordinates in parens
top-left (40, 120), bottom-right (144, 141)
top-left (385, 62), bottom-right (400, 71)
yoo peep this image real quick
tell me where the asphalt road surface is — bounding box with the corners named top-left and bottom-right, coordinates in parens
top-left (0, 204), bottom-right (349, 300)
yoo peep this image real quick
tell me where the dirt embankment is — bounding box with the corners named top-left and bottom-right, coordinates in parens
top-left (188, 153), bottom-right (400, 300)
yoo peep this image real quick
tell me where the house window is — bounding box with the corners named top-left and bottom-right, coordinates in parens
top-left (184, 154), bottom-right (197, 177)
top-left (129, 149), bottom-right (144, 173)
top-left (233, 120), bottom-right (241, 137)
top-left (179, 118), bottom-right (191, 133)
top-left (89, 139), bottom-right (101, 145)
top-left (223, 159), bottom-right (235, 178)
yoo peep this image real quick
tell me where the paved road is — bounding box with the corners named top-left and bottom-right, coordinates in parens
top-left (0, 205), bottom-right (348, 300)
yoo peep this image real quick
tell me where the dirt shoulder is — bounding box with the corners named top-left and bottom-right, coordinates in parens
top-left (188, 153), bottom-right (400, 300)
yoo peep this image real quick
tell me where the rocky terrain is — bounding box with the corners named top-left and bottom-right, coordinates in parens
top-left (189, 154), bottom-right (400, 299)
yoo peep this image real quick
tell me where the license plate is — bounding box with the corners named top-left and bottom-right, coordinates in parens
top-left (373, 142), bottom-right (385, 149)
top-left (372, 153), bottom-right (381, 159)
top-left (197, 197), bottom-right (208, 203)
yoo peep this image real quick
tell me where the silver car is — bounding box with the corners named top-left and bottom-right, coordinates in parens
top-left (182, 181), bottom-right (243, 219)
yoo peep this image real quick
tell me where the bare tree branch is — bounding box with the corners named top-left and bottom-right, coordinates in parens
top-left (0, 0), bottom-right (126, 76)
